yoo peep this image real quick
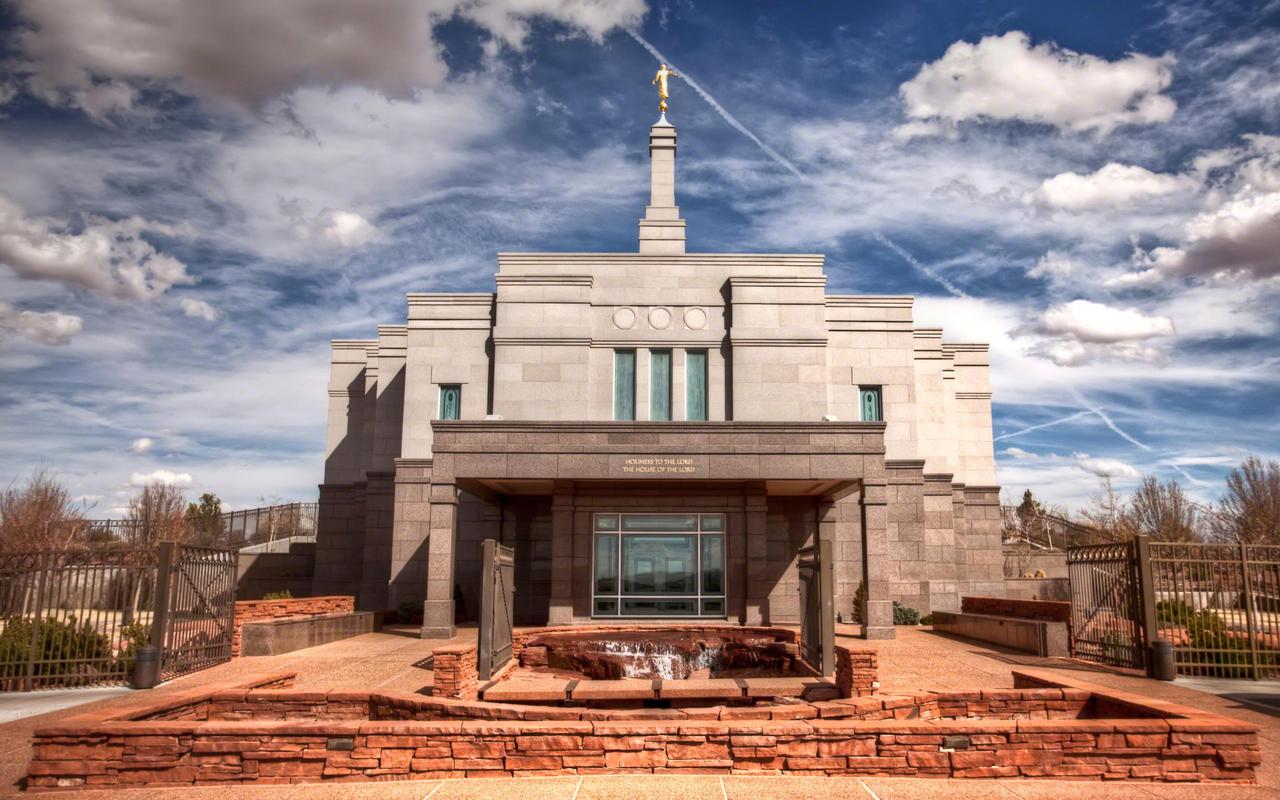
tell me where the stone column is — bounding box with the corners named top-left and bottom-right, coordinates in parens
top-left (744, 485), bottom-right (769, 625)
top-left (358, 470), bottom-right (395, 611)
top-left (389, 458), bottom-right (432, 612)
top-left (923, 473), bottom-right (959, 614)
top-left (830, 495), bottom-right (861, 623)
top-left (961, 485), bottom-right (1005, 598)
top-left (885, 460), bottom-right (927, 614)
top-left (547, 481), bottom-right (575, 625)
top-left (421, 478), bottom-right (458, 639)
top-left (860, 479), bottom-right (894, 639)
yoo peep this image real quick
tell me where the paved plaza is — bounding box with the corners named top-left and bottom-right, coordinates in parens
top-left (2, 624), bottom-right (1278, 798)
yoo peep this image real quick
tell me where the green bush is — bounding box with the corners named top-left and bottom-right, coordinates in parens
top-left (261, 590), bottom-right (293, 600)
top-left (892, 601), bottom-right (920, 626)
top-left (849, 582), bottom-right (866, 624)
top-left (394, 599), bottom-right (423, 625)
top-left (919, 613), bottom-right (934, 626)
top-left (0, 616), bottom-right (113, 679)
top-left (1156, 599), bottom-right (1194, 626)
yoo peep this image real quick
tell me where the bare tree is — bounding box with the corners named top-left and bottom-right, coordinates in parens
top-left (1079, 477), bottom-right (1139, 540)
top-left (125, 482), bottom-right (189, 545)
top-left (1128, 475), bottom-right (1201, 542)
top-left (0, 469), bottom-right (89, 552)
top-left (1212, 457), bottom-right (1280, 544)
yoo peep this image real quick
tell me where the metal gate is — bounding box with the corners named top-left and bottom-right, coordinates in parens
top-left (151, 542), bottom-right (237, 681)
top-left (797, 539), bottom-right (834, 675)
top-left (477, 539), bottom-right (515, 680)
top-left (1067, 540), bottom-right (1148, 670)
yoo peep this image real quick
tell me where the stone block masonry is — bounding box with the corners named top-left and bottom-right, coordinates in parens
top-left (430, 645), bottom-right (479, 701)
top-left (231, 596), bottom-right (354, 657)
top-left (26, 669), bottom-right (1260, 788)
top-left (961, 596), bottom-right (1070, 623)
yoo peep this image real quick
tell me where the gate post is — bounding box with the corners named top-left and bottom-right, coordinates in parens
top-left (1133, 535), bottom-right (1158, 676)
top-left (150, 541), bottom-right (177, 673)
top-left (1240, 543), bottom-right (1260, 680)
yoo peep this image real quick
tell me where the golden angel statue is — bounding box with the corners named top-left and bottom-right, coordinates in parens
top-left (652, 63), bottom-right (679, 112)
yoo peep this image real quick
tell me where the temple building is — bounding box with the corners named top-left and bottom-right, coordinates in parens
top-left (314, 115), bottom-right (1003, 640)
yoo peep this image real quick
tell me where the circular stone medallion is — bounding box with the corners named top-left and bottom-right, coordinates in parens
top-left (684, 307), bottom-right (707, 330)
top-left (612, 307), bottom-right (636, 330)
top-left (648, 307), bottom-right (672, 330)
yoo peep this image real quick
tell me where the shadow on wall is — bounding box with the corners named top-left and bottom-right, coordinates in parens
top-left (236, 543), bottom-right (316, 600)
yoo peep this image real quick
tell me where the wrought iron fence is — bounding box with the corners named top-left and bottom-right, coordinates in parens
top-left (0, 542), bottom-right (236, 691)
top-left (0, 547), bottom-right (157, 690)
top-left (1150, 542), bottom-right (1280, 680)
top-left (84, 501), bottom-right (318, 550)
top-left (222, 502), bottom-right (318, 546)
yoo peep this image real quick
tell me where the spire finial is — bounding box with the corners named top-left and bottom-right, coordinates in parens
top-left (651, 63), bottom-right (678, 114)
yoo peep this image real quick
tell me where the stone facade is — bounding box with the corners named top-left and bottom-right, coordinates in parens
top-left (314, 116), bottom-right (1001, 636)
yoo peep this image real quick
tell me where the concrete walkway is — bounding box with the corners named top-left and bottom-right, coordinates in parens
top-left (2, 624), bottom-right (1278, 799)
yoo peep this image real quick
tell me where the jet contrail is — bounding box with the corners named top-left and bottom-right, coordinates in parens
top-left (1071, 389), bottom-right (1152, 451)
top-left (871, 232), bottom-right (968, 299)
top-left (626, 32), bottom-right (964, 299)
top-left (993, 410), bottom-right (1091, 442)
top-left (626, 30), bottom-right (805, 179)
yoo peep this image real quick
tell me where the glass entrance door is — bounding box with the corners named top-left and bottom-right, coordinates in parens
top-left (592, 513), bottom-right (725, 617)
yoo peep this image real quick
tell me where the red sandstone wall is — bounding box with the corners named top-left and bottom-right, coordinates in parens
top-left (231, 596), bottom-right (355, 657)
top-left (835, 645), bottom-right (878, 697)
top-left (431, 645), bottom-right (479, 700)
top-left (961, 596), bottom-right (1070, 623)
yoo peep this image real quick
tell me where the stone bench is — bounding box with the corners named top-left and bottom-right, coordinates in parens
top-left (240, 611), bottom-right (377, 657)
top-left (931, 610), bottom-right (1069, 657)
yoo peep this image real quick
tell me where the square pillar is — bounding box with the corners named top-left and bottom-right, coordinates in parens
top-left (548, 481), bottom-right (575, 625)
top-left (860, 479), bottom-right (894, 639)
top-left (421, 479), bottom-right (458, 639)
top-left (744, 486), bottom-right (768, 625)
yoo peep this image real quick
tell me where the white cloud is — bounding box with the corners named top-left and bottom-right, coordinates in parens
top-left (0, 300), bottom-right (82, 345)
top-left (5, 0), bottom-right (647, 117)
top-left (1025, 163), bottom-right (1195, 210)
top-left (1038, 299), bottom-right (1175, 344)
top-left (1019, 300), bottom-right (1175, 367)
top-left (129, 437), bottom-right (154, 454)
top-left (179, 298), bottom-right (219, 322)
top-left (1156, 191), bottom-right (1280, 279)
top-left (0, 193), bottom-right (191, 300)
top-left (291, 208), bottom-right (379, 249)
top-left (128, 469), bottom-right (192, 488)
top-left (1074, 455), bottom-right (1140, 479)
top-left (897, 31), bottom-right (1175, 137)
top-left (1028, 251), bottom-right (1081, 280)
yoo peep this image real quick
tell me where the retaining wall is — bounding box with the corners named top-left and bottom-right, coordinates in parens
top-left (25, 669), bottom-right (1260, 788)
top-left (232, 596), bottom-right (355, 657)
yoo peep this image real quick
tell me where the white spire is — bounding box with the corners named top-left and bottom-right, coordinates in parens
top-left (638, 119), bottom-right (686, 254)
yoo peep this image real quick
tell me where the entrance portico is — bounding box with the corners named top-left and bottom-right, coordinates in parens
top-left (409, 420), bottom-right (893, 640)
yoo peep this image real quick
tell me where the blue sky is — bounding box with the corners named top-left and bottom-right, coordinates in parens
top-left (0, 0), bottom-right (1277, 516)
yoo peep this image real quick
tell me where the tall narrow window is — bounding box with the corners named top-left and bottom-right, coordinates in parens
top-left (650, 349), bottom-right (672, 421)
top-left (614, 350), bottom-right (636, 421)
top-left (859, 385), bottom-right (882, 422)
top-left (686, 350), bottom-right (707, 421)
top-left (439, 384), bottom-right (461, 420)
